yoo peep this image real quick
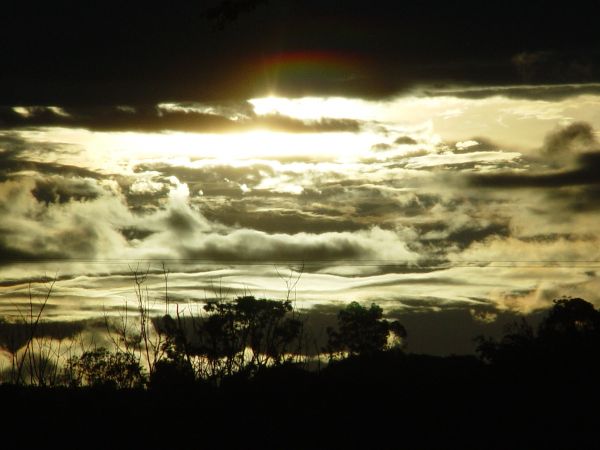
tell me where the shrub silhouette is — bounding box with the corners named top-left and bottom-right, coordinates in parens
top-left (149, 358), bottom-right (196, 390)
top-left (326, 301), bottom-right (406, 357)
top-left (67, 347), bottom-right (146, 389)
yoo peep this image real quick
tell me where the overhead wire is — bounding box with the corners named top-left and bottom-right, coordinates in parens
top-left (1, 258), bottom-right (600, 268)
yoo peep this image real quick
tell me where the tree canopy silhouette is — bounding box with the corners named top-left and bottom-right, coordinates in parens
top-left (67, 347), bottom-right (146, 389)
top-left (476, 297), bottom-right (600, 375)
top-left (157, 295), bottom-right (303, 382)
top-left (326, 301), bottom-right (406, 357)
top-left (538, 297), bottom-right (600, 339)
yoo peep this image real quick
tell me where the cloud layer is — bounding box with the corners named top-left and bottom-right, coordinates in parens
top-left (2, 86), bottom-right (600, 354)
top-left (2, 2), bottom-right (600, 105)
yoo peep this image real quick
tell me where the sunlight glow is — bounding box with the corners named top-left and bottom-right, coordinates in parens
top-left (249, 96), bottom-right (379, 121)
top-left (111, 130), bottom-right (377, 166)
top-left (18, 127), bottom-right (381, 174)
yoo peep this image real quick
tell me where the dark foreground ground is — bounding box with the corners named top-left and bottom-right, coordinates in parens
top-left (1, 352), bottom-right (597, 450)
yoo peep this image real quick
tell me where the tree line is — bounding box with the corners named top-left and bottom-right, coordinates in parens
top-left (1, 274), bottom-right (600, 391)
top-left (2, 282), bottom-right (600, 450)
top-left (0, 274), bottom-right (407, 388)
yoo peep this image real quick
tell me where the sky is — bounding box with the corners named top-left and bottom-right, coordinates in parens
top-left (1, 1), bottom-right (600, 354)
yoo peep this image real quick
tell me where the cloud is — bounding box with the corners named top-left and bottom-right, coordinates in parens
top-left (469, 154), bottom-right (600, 189)
top-left (0, 133), bottom-right (101, 181)
top-left (451, 138), bottom-right (499, 154)
top-left (541, 121), bottom-right (597, 159)
top-left (134, 162), bottom-right (275, 197)
top-left (0, 175), bottom-right (133, 265)
top-left (2, 3), bottom-right (600, 105)
top-left (420, 83), bottom-right (600, 101)
top-left (419, 222), bottom-right (511, 252)
top-left (394, 136), bottom-right (418, 145)
top-left (0, 319), bottom-right (88, 354)
top-left (257, 115), bottom-right (361, 133)
top-left (512, 51), bottom-right (595, 83)
top-left (547, 185), bottom-right (600, 213)
top-left (371, 143), bottom-right (392, 152)
top-left (0, 105), bottom-right (361, 134)
top-left (31, 176), bottom-right (103, 205)
top-left (202, 204), bottom-right (364, 234)
top-left (3, 84), bottom-right (600, 349)
top-left (176, 227), bottom-right (418, 264)
top-left (469, 123), bottom-right (600, 189)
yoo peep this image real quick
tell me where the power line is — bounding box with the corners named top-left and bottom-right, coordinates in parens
top-left (2, 258), bottom-right (600, 268)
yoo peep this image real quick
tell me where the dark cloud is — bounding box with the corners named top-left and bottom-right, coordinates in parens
top-left (165, 208), bottom-right (205, 235)
top-left (360, 192), bottom-right (437, 218)
top-left (470, 123), bottom-right (600, 190)
top-left (405, 157), bottom-right (522, 173)
top-left (371, 143), bottom-right (392, 152)
top-left (31, 176), bottom-right (102, 205)
top-left (0, 133), bottom-right (101, 180)
top-left (512, 51), bottom-right (595, 83)
top-left (0, 105), bottom-right (233, 133)
top-left (3, 159), bottom-right (102, 181)
top-left (469, 152), bottom-right (600, 189)
top-left (0, 133), bottom-right (28, 155)
top-left (0, 319), bottom-right (89, 352)
top-left (418, 222), bottom-right (511, 251)
top-left (2, 2), bottom-right (599, 105)
top-left (202, 204), bottom-right (364, 234)
top-left (122, 187), bottom-right (172, 213)
top-left (0, 275), bottom-right (68, 288)
top-left (421, 83), bottom-right (600, 101)
top-left (301, 184), bottom-right (441, 226)
top-left (394, 136), bottom-right (418, 146)
top-left (49, 226), bottom-right (103, 258)
top-left (353, 277), bottom-right (462, 291)
top-left (258, 115), bottom-right (361, 133)
top-left (0, 242), bottom-right (64, 265)
top-left (541, 122), bottom-right (597, 157)
top-left (518, 232), bottom-right (590, 244)
top-left (0, 106), bottom-right (361, 134)
top-left (546, 185), bottom-right (600, 213)
top-left (135, 163), bottom-right (274, 197)
top-left (119, 227), bottom-right (155, 242)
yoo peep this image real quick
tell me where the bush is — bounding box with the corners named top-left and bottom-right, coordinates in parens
top-left (67, 348), bottom-right (146, 389)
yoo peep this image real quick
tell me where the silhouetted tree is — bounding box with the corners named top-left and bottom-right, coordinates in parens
top-left (326, 302), bottom-right (406, 358)
top-left (67, 347), bottom-right (146, 389)
top-left (158, 296), bottom-right (303, 382)
top-left (475, 317), bottom-right (536, 367)
top-left (538, 297), bottom-right (600, 340)
top-left (476, 297), bottom-right (600, 375)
